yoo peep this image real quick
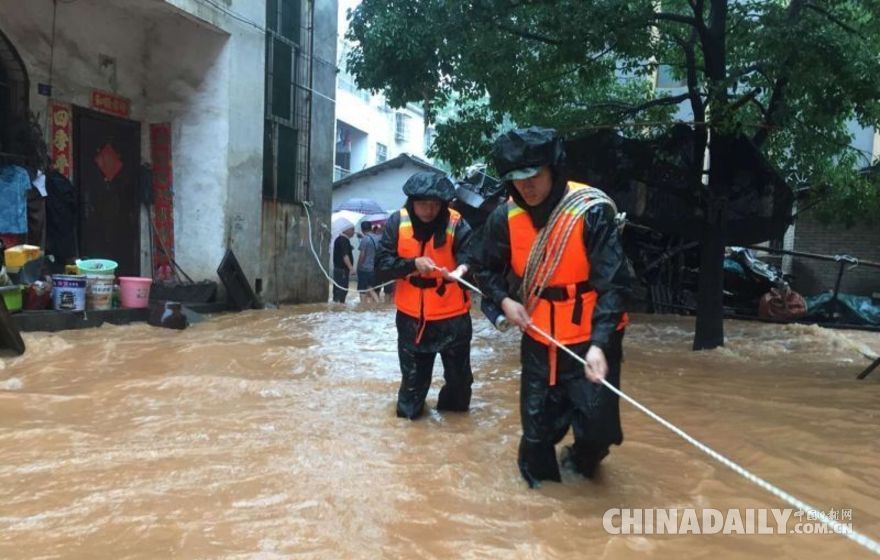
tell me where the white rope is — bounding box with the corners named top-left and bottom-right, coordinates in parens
top-left (444, 271), bottom-right (880, 556)
top-left (301, 202), bottom-right (395, 294)
top-left (303, 200), bottom-right (880, 554)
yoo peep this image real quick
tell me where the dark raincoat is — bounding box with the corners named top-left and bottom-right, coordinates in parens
top-left (375, 172), bottom-right (475, 419)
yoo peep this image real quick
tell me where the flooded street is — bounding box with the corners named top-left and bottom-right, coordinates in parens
top-left (1, 306), bottom-right (878, 559)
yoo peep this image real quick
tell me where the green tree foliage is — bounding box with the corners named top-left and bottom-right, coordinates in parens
top-left (348, 0), bottom-right (879, 213)
top-left (347, 0), bottom-right (880, 348)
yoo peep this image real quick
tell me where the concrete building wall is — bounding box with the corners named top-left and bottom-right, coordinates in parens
top-left (1, 0), bottom-right (150, 129)
top-left (299, 0), bottom-right (338, 302)
top-left (336, 103), bottom-right (427, 169)
top-left (147, 17), bottom-right (234, 283)
top-left (874, 130), bottom-right (880, 161)
top-left (332, 164), bottom-right (427, 215)
top-left (0, 0), bottom-right (267, 283)
top-left (791, 212), bottom-right (880, 297)
top-left (150, 0), bottom-right (266, 284)
top-left (1, 0), bottom-right (338, 304)
top-left (219, 8), bottom-right (265, 287)
top-left (259, 0), bottom-right (338, 304)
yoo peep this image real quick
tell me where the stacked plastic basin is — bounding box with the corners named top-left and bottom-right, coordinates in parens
top-left (76, 259), bottom-right (117, 311)
top-left (50, 260), bottom-right (152, 311)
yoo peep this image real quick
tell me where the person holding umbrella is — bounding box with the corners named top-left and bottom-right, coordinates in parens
top-left (331, 224), bottom-right (355, 303)
top-left (375, 171), bottom-right (475, 419)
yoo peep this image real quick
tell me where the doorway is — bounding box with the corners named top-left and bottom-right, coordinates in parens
top-left (73, 107), bottom-right (141, 275)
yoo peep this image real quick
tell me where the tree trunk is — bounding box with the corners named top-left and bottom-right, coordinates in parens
top-left (692, 134), bottom-right (732, 350)
top-left (693, 198), bottom-right (727, 350)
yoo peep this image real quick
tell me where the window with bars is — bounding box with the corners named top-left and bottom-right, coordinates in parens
top-left (263, 0), bottom-right (304, 203)
top-left (394, 112), bottom-right (409, 143)
top-left (336, 41), bottom-right (370, 103)
top-left (376, 142), bottom-right (387, 163)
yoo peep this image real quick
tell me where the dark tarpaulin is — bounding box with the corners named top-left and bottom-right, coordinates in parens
top-left (804, 293), bottom-right (880, 326)
top-left (564, 126), bottom-right (794, 245)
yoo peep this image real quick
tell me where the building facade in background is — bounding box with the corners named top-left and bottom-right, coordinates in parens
top-left (0, 0), bottom-right (337, 303)
top-left (332, 153), bottom-right (444, 215)
top-left (334, 1), bottom-right (434, 182)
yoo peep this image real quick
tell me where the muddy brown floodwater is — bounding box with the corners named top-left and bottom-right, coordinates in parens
top-left (1, 306), bottom-right (878, 559)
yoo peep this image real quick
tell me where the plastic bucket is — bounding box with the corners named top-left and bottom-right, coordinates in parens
top-left (119, 276), bottom-right (152, 309)
top-left (76, 259), bottom-right (118, 276)
top-left (52, 275), bottom-right (87, 311)
top-left (0, 285), bottom-right (23, 313)
top-left (86, 274), bottom-right (115, 310)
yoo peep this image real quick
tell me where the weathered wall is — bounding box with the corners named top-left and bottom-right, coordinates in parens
top-left (1, 0), bottom-right (348, 304)
top-left (216, 0), bottom-right (266, 286)
top-left (0, 0), bottom-right (149, 127)
top-left (301, 0), bottom-right (339, 302)
top-left (792, 212), bottom-right (880, 296)
top-left (260, 0), bottom-right (337, 304)
top-left (0, 0), bottom-right (267, 284)
top-left (149, 0), bottom-right (265, 283)
top-left (147, 18), bottom-right (232, 283)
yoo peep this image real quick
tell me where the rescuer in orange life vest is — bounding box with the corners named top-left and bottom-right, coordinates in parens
top-left (375, 171), bottom-right (475, 420)
top-left (474, 126), bottom-right (634, 487)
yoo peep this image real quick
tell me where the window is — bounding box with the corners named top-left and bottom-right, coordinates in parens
top-left (267, 0), bottom-right (301, 45)
top-left (376, 143), bottom-right (387, 163)
top-left (269, 37), bottom-right (294, 122)
top-left (335, 123), bottom-right (352, 172)
top-left (337, 72), bottom-right (370, 103)
top-left (424, 127), bottom-right (435, 154)
top-left (263, 0), bottom-right (304, 202)
top-left (394, 112), bottom-right (410, 143)
top-left (336, 41), bottom-right (370, 103)
top-left (656, 64), bottom-right (687, 89)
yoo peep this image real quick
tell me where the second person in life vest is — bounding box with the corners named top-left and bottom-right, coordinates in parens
top-left (375, 171), bottom-right (475, 420)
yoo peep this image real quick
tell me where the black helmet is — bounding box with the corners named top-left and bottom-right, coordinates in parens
top-left (491, 126), bottom-right (565, 181)
top-left (402, 171), bottom-right (455, 202)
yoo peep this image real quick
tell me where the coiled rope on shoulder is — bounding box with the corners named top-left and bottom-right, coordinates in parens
top-left (521, 185), bottom-right (619, 314)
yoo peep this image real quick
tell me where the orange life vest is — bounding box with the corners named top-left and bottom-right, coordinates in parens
top-left (508, 182), bottom-right (628, 384)
top-left (395, 208), bottom-right (470, 334)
